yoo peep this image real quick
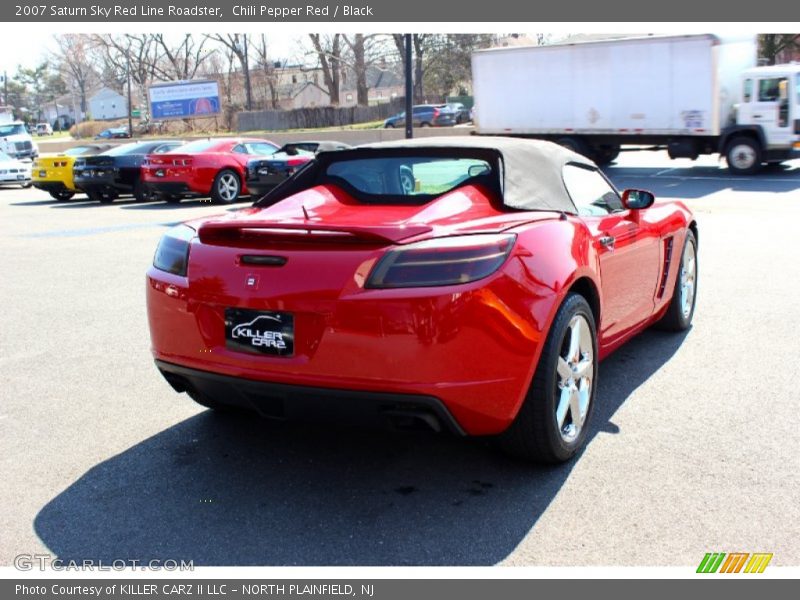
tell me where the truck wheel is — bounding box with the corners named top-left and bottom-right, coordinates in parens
top-left (556, 137), bottom-right (590, 158)
top-left (726, 137), bottom-right (761, 175)
top-left (593, 145), bottom-right (620, 166)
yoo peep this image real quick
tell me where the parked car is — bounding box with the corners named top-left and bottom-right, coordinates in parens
top-left (95, 127), bottom-right (131, 140)
top-left (246, 140), bottom-right (351, 199)
top-left (31, 144), bottom-right (113, 201)
top-left (35, 123), bottom-right (53, 136)
top-left (446, 102), bottom-right (471, 124)
top-left (0, 151), bottom-right (32, 188)
top-left (73, 140), bottom-right (185, 203)
top-left (141, 138), bottom-right (279, 204)
top-left (146, 137), bottom-right (698, 463)
top-left (384, 104), bottom-right (459, 128)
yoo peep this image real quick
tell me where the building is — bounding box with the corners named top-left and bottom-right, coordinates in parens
top-left (88, 87), bottom-right (128, 121)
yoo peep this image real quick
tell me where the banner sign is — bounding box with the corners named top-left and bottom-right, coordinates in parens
top-left (148, 80), bottom-right (221, 120)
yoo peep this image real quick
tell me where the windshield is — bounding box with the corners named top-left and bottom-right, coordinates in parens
top-left (0, 124), bottom-right (27, 136)
top-left (325, 156), bottom-right (493, 198)
top-left (105, 143), bottom-right (159, 156)
top-left (167, 139), bottom-right (220, 154)
top-left (63, 146), bottom-right (93, 156)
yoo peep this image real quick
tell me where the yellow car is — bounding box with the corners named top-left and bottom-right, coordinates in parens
top-left (32, 144), bottom-right (112, 201)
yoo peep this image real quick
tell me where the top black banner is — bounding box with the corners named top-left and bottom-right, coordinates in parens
top-left (3, 0), bottom-right (798, 22)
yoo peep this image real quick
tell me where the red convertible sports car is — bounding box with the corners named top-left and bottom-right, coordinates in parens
top-left (146, 138), bottom-right (697, 463)
top-left (141, 137), bottom-right (279, 204)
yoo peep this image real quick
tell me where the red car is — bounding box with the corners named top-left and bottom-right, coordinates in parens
top-left (141, 138), bottom-right (279, 204)
top-left (146, 138), bottom-right (697, 463)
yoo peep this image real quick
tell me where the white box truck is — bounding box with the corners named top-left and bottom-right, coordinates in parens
top-left (471, 34), bottom-right (800, 174)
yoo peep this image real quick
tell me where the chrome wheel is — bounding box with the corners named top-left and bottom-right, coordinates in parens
top-left (217, 173), bottom-right (239, 202)
top-left (728, 143), bottom-right (757, 171)
top-left (680, 237), bottom-right (697, 319)
top-left (555, 315), bottom-right (594, 443)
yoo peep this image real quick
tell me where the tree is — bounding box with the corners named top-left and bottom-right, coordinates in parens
top-left (52, 34), bottom-right (97, 116)
top-left (759, 34), bottom-right (800, 65)
top-left (308, 34), bottom-right (342, 105)
top-left (206, 34), bottom-right (252, 110)
top-left (15, 62), bottom-right (65, 122)
top-left (392, 34), bottom-right (431, 103)
top-left (152, 34), bottom-right (215, 81)
top-left (253, 34), bottom-right (282, 109)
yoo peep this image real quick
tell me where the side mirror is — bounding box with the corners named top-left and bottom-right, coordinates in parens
top-left (622, 189), bottom-right (655, 210)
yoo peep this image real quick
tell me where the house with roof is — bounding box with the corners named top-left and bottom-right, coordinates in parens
top-left (88, 87), bottom-right (128, 120)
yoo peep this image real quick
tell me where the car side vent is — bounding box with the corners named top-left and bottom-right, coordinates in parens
top-left (657, 236), bottom-right (674, 299)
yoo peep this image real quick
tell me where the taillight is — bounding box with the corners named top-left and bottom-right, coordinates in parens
top-left (153, 225), bottom-right (195, 277)
top-left (366, 234), bottom-right (515, 289)
top-left (433, 107), bottom-right (440, 118)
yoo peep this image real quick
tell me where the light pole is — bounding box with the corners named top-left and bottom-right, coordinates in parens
top-left (404, 34), bottom-right (413, 139)
top-left (127, 55), bottom-right (133, 136)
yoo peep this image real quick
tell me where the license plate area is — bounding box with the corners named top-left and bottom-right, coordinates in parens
top-left (225, 308), bottom-right (294, 357)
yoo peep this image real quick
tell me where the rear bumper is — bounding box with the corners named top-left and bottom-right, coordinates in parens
top-left (145, 181), bottom-right (200, 197)
top-left (156, 359), bottom-right (466, 435)
top-left (245, 178), bottom-right (280, 199)
top-left (75, 174), bottom-right (130, 194)
top-left (32, 180), bottom-right (71, 192)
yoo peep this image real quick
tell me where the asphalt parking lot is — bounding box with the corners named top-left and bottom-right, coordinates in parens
top-left (1, 150), bottom-right (799, 567)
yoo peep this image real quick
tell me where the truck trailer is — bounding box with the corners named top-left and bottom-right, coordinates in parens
top-left (471, 34), bottom-right (800, 174)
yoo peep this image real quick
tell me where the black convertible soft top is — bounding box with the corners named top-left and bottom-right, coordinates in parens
top-left (256, 136), bottom-right (594, 213)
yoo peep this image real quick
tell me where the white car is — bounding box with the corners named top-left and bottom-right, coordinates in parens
top-left (0, 151), bottom-right (32, 188)
top-left (36, 123), bottom-right (53, 136)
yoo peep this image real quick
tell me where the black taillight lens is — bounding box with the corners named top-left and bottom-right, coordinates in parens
top-left (153, 225), bottom-right (195, 276)
top-left (366, 234), bottom-right (516, 289)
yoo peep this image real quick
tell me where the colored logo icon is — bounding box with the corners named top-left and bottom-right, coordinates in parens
top-left (697, 552), bottom-right (773, 573)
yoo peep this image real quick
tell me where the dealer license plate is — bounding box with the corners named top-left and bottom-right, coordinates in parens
top-left (224, 308), bottom-right (294, 357)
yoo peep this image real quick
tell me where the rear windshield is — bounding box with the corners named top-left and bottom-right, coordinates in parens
top-left (167, 139), bottom-right (220, 154)
top-left (325, 156), bottom-right (493, 198)
top-left (105, 142), bottom-right (168, 156)
top-left (63, 146), bottom-right (94, 156)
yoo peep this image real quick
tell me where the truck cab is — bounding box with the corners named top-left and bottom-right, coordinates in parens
top-left (727, 64), bottom-right (800, 172)
top-left (0, 121), bottom-right (38, 160)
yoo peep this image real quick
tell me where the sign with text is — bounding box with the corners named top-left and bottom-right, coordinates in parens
top-left (148, 80), bottom-right (221, 120)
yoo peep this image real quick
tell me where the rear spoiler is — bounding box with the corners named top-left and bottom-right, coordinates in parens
top-left (197, 220), bottom-right (432, 244)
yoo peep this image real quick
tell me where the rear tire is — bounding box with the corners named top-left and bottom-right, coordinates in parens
top-left (210, 169), bottom-right (241, 204)
top-left (133, 180), bottom-right (152, 202)
top-left (593, 145), bottom-right (620, 166)
top-left (49, 190), bottom-right (74, 202)
top-left (725, 137), bottom-right (761, 175)
top-left (655, 230), bottom-right (698, 331)
top-left (498, 293), bottom-right (598, 463)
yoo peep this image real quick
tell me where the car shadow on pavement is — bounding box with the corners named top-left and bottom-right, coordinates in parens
top-left (34, 328), bottom-right (688, 566)
top-left (604, 164), bottom-right (800, 199)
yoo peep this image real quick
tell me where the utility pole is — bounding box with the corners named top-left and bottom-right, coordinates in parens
top-left (242, 33), bottom-right (253, 110)
top-left (404, 34), bottom-right (413, 139)
top-left (127, 55), bottom-right (133, 136)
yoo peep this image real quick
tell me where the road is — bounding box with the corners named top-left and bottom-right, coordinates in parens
top-left (1, 150), bottom-right (798, 567)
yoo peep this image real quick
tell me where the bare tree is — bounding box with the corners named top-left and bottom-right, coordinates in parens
top-left (152, 34), bottom-right (215, 81)
top-left (308, 33), bottom-right (342, 105)
top-left (341, 34), bottom-right (390, 106)
top-left (759, 34), bottom-right (800, 65)
top-left (253, 34), bottom-right (282, 109)
top-left (206, 34), bottom-right (252, 110)
top-left (392, 34), bottom-right (431, 103)
top-left (51, 34), bottom-right (97, 116)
